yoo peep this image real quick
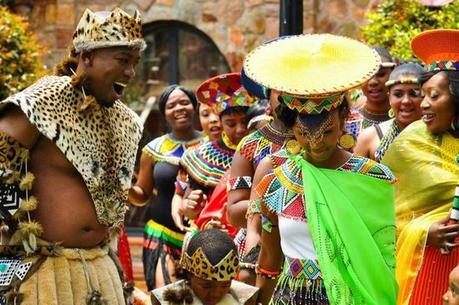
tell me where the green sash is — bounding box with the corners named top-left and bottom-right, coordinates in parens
top-left (293, 156), bottom-right (397, 305)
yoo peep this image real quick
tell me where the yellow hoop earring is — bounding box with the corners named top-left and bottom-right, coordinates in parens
top-left (338, 133), bottom-right (355, 150)
top-left (286, 139), bottom-right (301, 155)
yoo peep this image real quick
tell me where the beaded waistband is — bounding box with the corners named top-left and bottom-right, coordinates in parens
top-left (282, 256), bottom-right (322, 280)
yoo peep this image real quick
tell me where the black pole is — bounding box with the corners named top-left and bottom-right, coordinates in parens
top-left (279, 0), bottom-right (303, 36)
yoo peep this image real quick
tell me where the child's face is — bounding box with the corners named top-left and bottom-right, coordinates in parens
top-left (443, 266), bottom-right (459, 305)
top-left (189, 275), bottom-right (232, 305)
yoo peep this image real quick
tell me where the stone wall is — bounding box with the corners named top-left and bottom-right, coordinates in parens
top-left (24, 0), bottom-right (382, 70)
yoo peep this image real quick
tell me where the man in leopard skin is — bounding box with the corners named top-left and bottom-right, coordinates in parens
top-left (0, 8), bottom-right (145, 305)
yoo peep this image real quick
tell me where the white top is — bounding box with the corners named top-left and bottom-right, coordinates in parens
top-left (278, 216), bottom-right (316, 260)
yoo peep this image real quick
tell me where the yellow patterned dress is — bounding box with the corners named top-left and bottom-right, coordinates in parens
top-left (382, 120), bottom-right (459, 305)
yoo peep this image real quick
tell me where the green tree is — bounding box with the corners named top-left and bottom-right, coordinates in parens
top-left (361, 0), bottom-right (459, 61)
top-left (0, 6), bottom-right (45, 100)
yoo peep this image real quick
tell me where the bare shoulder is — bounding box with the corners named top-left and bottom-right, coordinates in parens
top-left (254, 156), bottom-right (273, 179)
top-left (354, 126), bottom-right (377, 156)
top-left (0, 104), bottom-right (39, 148)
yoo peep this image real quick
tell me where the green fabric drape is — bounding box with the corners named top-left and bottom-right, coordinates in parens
top-left (294, 156), bottom-right (398, 305)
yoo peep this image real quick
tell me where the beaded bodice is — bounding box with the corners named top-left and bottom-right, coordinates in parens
top-left (237, 122), bottom-right (294, 168)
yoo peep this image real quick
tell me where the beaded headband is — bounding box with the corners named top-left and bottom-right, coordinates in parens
top-left (180, 247), bottom-right (239, 281)
top-left (380, 62), bottom-right (397, 68)
top-left (385, 76), bottom-right (420, 88)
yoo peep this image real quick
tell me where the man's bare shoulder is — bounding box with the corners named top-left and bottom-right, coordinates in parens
top-left (0, 104), bottom-right (39, 149)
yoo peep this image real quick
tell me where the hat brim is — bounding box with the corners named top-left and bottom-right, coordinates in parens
top-left (243, 34), bottom-right (381, 98)
top-left (411, 29), bottom-right (459, 64)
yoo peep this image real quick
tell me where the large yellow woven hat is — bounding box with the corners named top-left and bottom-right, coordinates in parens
top-left (243, 34), bottom-right (380, 114)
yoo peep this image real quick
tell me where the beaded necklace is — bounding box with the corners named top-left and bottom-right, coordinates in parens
top-left (360, 107), bottom-right (391, 129)
top-left (260, 121), bottom-right (294, 145)
top-left (375, 121), bottom-right (402, 162)
top-left (222, 132), bottom-right (238, 151)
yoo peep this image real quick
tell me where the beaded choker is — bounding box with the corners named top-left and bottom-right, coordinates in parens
top-left (222, 132), bottom-right (238, 151)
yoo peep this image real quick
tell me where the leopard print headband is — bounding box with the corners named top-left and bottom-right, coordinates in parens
top-left (180, 247), bottom-right (239, 281)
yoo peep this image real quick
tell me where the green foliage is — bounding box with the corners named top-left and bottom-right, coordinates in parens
top-left (361, 0), bottom-right (459, 61)
top-left (0, 6), bottom-right (46, 100)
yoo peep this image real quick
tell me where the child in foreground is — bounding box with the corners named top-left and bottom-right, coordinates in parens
top-left (151, 229), bottom-right (258, 305)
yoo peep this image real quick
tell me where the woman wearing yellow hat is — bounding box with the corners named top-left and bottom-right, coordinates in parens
top-left (243, 34), bottom-right (398, 305)
top-left (382, 29), bottom-right (459, 305)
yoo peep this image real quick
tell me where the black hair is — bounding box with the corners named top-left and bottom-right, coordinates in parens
top-left (186, 229), bottom-right (238, 266)
top-left (220, 106), bottom-right (249, 118)
top-left (372, 46), bottom-right (393, 62)
top-left (245, 99), bottom-right (269, 125)
top-left (276, 96), bottom-right (350, 128)
top-left (158, 85), bottom-right (198, 116)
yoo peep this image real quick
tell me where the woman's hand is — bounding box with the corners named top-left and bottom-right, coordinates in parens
top-left (183, 189), bottom-right (206, 220)
top-left (427, 217), bottom-right (459, 254)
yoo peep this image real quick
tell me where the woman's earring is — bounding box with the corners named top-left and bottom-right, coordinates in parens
top-left (338, 133), bottom-right (355, 150)
top-left (286, 139), bottom-right (301, 155)
top-left (451, 116), bottom-right (458, 131)
top-left (388, 108), bottom-right (395, 118)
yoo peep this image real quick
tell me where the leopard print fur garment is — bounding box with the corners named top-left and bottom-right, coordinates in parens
top-left (1, 76), bottom-right (143, 229)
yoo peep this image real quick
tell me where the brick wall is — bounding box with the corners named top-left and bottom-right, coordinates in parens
top-left (22, 0), bottom-right (382, 71)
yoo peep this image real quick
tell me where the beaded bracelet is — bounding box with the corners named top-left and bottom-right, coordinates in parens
top-left (240, 262), bottom-right (257, 270)
top-left (256, 265), bottom-right (280, 279)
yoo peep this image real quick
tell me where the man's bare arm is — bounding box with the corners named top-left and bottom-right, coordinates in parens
top-left (0, 104), bottom-right (40, 149)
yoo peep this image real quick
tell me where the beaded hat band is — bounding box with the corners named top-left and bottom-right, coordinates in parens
top-left (425, 60), bottom-right (459, 72)
top-left (180, 247), bottom-right (239, 281)
top-left (280, 93), bottom-right (345, 115)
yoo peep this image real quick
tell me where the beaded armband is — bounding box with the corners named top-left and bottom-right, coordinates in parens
top-left (228, 176), bottom-right (252, 191)
top-left (246, 198), bottom-right (261, 219)
top-left (174, 179), bottom-right (188, 196)
top-left (256, 265), bottom-right (280, 279)
top-left (261, 214), bottom-right (277, 233)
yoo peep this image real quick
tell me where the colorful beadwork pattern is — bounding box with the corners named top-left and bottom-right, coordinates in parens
top-left (375, 121), bottom-right (402, 162)
top-left (228, 176), bottom-right (253, 190)
top-left (257, 153), bottom-right (396, 222)
top-left (237, 122), bottom-right (294, 168)
top-left (426, 60), bottom-right (459, 72)
top-left (143, 133), bottom-right (203, 165)
top-left (256, 153), bottom-right (396, 305)
top-left (385, 76), bottom-right (420, 88)
top-left (180, 140), bottom-right (235, 188)
top-left (280, 93), bottom-right (345, 115)
top-left (196, 73), bottom-right (256, 114)
top-left (283, 256), bottom-right (322, 280)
